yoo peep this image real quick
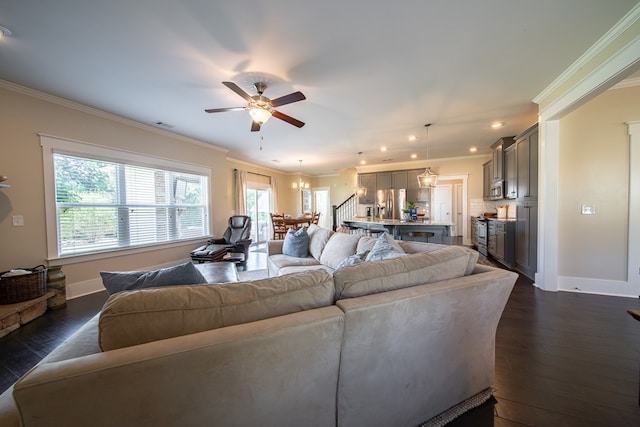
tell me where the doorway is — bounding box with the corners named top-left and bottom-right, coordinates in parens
top-left (313, 188), bottom-right (330, 229)
top-left (246, 186), bottom-right (271, 250)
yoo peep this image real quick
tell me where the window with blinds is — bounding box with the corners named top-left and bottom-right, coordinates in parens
top-left (53, 153), bottom-right (209, 256)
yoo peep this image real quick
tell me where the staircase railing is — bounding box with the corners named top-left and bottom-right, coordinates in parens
top-left (332, 194), bottom-right (358, 231)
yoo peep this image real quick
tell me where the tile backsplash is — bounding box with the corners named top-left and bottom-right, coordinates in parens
top-left (470, 198), bottom-right (517, 219)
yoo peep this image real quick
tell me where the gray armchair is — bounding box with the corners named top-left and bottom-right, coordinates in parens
top-left (191, 216), bottom-right (252, 269)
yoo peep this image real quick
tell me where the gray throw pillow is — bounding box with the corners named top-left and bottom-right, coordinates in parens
top-left (336, 251), bottom-right (370, 269)
top-left (282, 227), bottom-right (310, 258)
top-left (100, 262), bottom-right (207, 294)
top-left (365, 232), bottom-right (407, 261)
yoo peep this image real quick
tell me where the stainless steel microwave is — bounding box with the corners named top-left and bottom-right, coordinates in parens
top-left (490, 181), bottom-right (504, 200)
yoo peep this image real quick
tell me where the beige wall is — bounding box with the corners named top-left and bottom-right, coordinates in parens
top-left (558, 84), bottom-right (640, 280)
top-left (225, 159), bottom-right (299, 215)
top-left (0, 85), bottom-right (229, 295)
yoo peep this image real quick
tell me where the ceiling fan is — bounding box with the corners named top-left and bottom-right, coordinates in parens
top-left (205, 81), bottom-right (306, 132)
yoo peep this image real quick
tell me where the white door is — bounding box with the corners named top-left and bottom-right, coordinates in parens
top-left (313, 188), bottom-right (330, 229)
top-left (433, 185), bottom-right (452, 225)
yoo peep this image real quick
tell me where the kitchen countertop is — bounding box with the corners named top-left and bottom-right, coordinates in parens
top-left (473, 216), bottom-right (516, 222)
top-left (345, 218), bottom-right (454, 226)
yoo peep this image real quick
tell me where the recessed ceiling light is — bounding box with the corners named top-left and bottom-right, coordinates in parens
top-left (411, 153), bottom-right (417, 159)
top-left (0, 25), bottom-right (12, 38)
top-left (469, 147), bottom-right (478, 153)
top-left (490, 122), bottom-right (504, 129)
top-left (408, 135), bottom-right (416, 141)
top-left (360, 160), bottom-right (366, 165)
top-left (380, 146), bottom-right (387, 152)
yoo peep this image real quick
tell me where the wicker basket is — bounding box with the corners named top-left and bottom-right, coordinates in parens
top-left (0, 266), bottom-right (48, 305)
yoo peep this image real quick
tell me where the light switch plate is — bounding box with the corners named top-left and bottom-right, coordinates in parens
top-left (12, 215), bottom-right (24, 226)
top-left (581, 204), bottom-right (596, 215)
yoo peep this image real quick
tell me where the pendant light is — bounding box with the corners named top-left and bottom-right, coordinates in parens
top-left (292, 160), bottom-right (309, 191)
top-left (417, 123), bottom-right (438, 188)
top-left (354, 152), bottom-right (368, 197)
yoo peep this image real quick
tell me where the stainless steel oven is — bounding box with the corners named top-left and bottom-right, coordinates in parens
top-left (476, 218), bottom-right (488, 256)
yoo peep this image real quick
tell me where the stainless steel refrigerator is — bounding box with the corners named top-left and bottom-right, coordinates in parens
top-left (376, 189), bottom-right (406, 219)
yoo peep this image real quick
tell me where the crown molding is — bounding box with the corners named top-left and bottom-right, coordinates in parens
top-left (0, 79), bottom-right (228, 153)
top-left (534, 3), bottom-right (640, 104)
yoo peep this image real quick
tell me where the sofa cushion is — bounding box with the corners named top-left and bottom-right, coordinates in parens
top-left (98, 269), bottom-right (335, 351)
top-left (397, 241), bottom-right (478, 275)
top-left (282, 227), bottom-right (309, 258)
top-left (336, 251), bottom-right (369, 269)
top-left (268, 254), bottom-right (321, 272)
top-left (100, 262), bottom-right (207, 295)
top-left (279, 264), bottom-right (336, 276)
top-left (319, 233), bottom-right (362, 269)
top-left (333, 245), bottom-right (478, 299)
top-left (365, 232), bottom-right (406, 261)
top-left (307, 224), bottom-right (334, 261)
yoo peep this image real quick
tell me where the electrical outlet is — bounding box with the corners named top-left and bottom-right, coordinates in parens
top-left (581, 204), bottom-right (596, 215)
top-left (12, 215), bottom-right (24, 226)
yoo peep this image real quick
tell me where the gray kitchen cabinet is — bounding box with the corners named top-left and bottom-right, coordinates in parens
top-left (504, 143), bottom-right (517, 199)
top-left (514, 123), bottom-right (538, 280)
top-left (490, 137), bottom-right (514, 182)
top-left (488, 219), bottom-right (515, 268)
top-left (516, 124), bottom-right (538, 202)
top-left (516, 202), bottom-right (537, 280)
top-left (406, 168), bottom-right (428, 202)
top-left (482, 160), bottom-right (492, 200)
top-left (357, 173), bottom-right (376, 204)
top-left (376, 172), bottom-right (392, 191)
top-left (392, 171), bottom-right (408, 189)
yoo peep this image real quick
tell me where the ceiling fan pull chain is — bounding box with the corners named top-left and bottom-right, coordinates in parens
top-left (259, 134), bottom-right (264, 151)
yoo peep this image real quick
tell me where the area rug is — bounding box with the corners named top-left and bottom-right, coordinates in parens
top-left (238, 269), bottom-right (268, 281)
top-left (416, 387), bottom-right (495, 427)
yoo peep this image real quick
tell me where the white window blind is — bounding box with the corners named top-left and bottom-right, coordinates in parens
top-left (53, 153), bottom-right (209, 256)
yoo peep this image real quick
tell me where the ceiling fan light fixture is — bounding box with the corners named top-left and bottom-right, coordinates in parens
top-left (417, 167), bottom-right (438, 188)
top-left (249, 106), bottom-right (272, 124)
top-left (417, 123), bottom-right (438, 188)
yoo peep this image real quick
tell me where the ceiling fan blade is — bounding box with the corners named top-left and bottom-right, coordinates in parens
top-left (204, 107), bottom-right (246, 113)
top-left (272, 110), bottom-right (305, 128)
top-left (270, 91), bottom-right (306, 108)
top-left (222, 81), bottom-right (254, 103)
top-left (251, 121), bottom-right (261, 132)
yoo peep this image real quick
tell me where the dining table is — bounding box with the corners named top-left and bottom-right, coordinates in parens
top-left (283, 217), bottom-right (312, 230)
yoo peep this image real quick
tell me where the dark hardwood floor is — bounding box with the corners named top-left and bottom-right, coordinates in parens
top-left (1, 248), bottom-right (639, 426)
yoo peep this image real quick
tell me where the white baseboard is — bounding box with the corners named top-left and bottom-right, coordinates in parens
top-left (558, 275), bottom-right (640, 299)
top-left (65, 258), bottom-right (192, 300)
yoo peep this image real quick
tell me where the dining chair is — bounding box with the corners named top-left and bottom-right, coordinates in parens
top-left (312, 212), bottom-right (320, 225)
top-left (270, 213), bottom-right (287, 240)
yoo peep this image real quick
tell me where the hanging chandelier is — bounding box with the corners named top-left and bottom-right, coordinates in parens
top-left (292, 160), bottom-right (309, 191)
top-left (417, 123), bottom-right (438, 188)
top-left (354, 152), bottom-right (368, 197)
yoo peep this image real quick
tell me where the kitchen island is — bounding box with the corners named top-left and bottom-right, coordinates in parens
top-left (342, 218), bottom-right (453, 244)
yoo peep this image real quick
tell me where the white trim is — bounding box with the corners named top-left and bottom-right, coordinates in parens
top-left (538, 34), bottom-right (640, 120)
top-left (535, 120), bottom-right (559, 292)
top-left (558, 276), bottom-right (637, 299)
top-left (40, 134), bottom-right (212, 261)
top-left (355, 155), bottom-right (487, 174)
top-left (627, 121), bottom-right (640, 296)
top-left (433, 174), bottom-right (469, 245)
top-left (534, 3), bottom-right (640, 104)
top-left (535, 9), bottom-right (640, 295)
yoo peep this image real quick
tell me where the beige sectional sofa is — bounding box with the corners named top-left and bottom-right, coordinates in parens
top-left (0, 226), bottom-right (517, 427)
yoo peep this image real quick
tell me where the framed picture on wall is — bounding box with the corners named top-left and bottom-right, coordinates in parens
top-left (302, 189), bottom-right (312, 212)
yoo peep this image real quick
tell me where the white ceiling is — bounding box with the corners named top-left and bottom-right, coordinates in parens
top-left (0, 1), bottom-right (638, 175)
